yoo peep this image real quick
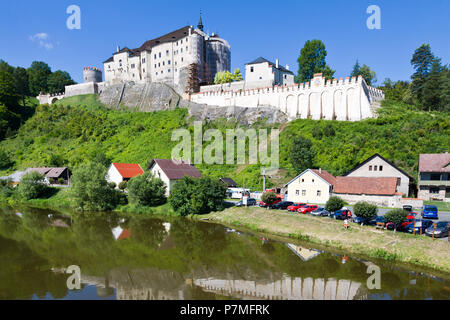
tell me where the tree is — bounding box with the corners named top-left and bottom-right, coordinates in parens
top-left (289, 136), bottom-right (316, 173)
top-left (47, 70), bottom-right (75, 94)
top-left (214, 71), bottom-right (235, 84)
top-left (0, 149), bottom-right (13, 169)
top-left (261, 192), bottom-right (277, 205)
top-left (69, 162), bottom-right (118, 211)
top-left (384, 208), bottom-right (408, 232)
top-left (439, 68), bottom-right (450, 112)
top-left (0, 69), bottom-right (19, 108)
top-left (422, 59), bottom-right (446, 111)
top-left (296, 39), bottom-right (335, 83)
top-left (325, 196), bottom-right (344, 213)
top-left (27, 61), bottom-right (52, 96)
top-left (232, 68), bottom-right (243, 81)
top-left (353, 201), bottom-right (378, 224)
top-left (410, 44), bottom-right (434, 104)
top-left (351, 61), bottom-right (377, 86)
top-left (118, 181), bottom-right (127, 191)
top-left (168, 176), bottom-right (226, 216)
top-left (13, 67), bottom-right (30, 106)
top-left (17, 171), bottom-right (50, 200)
top-left (127, 171), bottom-right (166, 207)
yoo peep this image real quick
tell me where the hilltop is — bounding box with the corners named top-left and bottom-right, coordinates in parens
top-left (0, 94), bottom-right (448, 190)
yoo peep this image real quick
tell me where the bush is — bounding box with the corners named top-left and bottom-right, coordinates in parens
top-left (169, 176), bottom-right (226, 216)
top-left (384, 208), bottom-right (408, 231)
top-left (17, 171), bottom-right (50, 200)
top-left (261, 192), bottom-right (277, 205)
top-left (325, 196), bottom-right (344, 213)
top-left (58, 177), bottom-right (65, 185)
top-left (70, 162), bottom-right (118, 211)
top-left (118, 181), bottom-right (127, 191)
top-left (127, 172), bottom-right (166, 207)
top-left (0, 149), bottom-right (13, 169)
top-left (108, 182), bottom-right (117, 189)
top-left (353, 201), bottom-right (378, 224)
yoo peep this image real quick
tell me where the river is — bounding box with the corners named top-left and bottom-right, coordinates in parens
top-left (0, 206), bottom-right (448, 300)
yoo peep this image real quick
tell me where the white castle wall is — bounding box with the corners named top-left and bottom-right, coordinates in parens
top-left (191, 74), bottom-right (385, 121)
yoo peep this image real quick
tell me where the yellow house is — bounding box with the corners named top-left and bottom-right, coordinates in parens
top-left (285, 169), bottom-right (336, 204)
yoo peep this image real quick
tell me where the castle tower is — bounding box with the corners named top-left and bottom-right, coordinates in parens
top-left (83, 67), bottom-right (103, 83)
top-left (197, 13), bottom-right (204, 31)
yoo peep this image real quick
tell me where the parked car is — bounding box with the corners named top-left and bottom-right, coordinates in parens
top-left (271, 201), bottom-right (294, 210)
top-left (351, 216), bottom-right (368, 224)
top-left (402, 205), bottom-right (413, 212)
top-left (330, 209), bottom-right (352, 220)
top-left (310, 207), bottom-right (330, 217)
top-left (287, 203), bottom-right (306, 212)
top-left (425, 221), bottom-right (449, 238)
top-left (235, 198), bottom-right (257, 207)
top-left (421, 205), bottom-right (439, 219)
top-left (259, 198), bottom-right (282, 208)
top-left (298, 205), bottom-right (319, 214)
top-left (367, 215), bottom-right (386, 226)
top-left (405, 219), bottom-right (434, 234)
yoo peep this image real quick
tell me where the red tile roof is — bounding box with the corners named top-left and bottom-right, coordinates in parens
top-left (149, 159), bottom-right (202, 180)
top-left (311, 169), bottom-right (336, 186)
top-left (418, 153), bottom-right (450, 173)
top-left (113, 163), bottom-right (144, 178)
top-left (334, 177), bottom-right (398, 195)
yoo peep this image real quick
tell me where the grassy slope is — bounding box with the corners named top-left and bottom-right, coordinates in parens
top-left (198, 206), bottom-right (450, 273)
top-left (0, 94), bottom-right (448, 190)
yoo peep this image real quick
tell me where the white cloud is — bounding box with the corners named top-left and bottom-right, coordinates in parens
top-left (29, 33), bottom-right (54, 50)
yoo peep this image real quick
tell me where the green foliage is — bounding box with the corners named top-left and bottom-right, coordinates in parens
top-left (118, 181), bottom-right (127, 190)
top-left (351, 60), bottom-right (377, 86)
top-left (169, 176), bottom-right (226, 216)
top-left (296, 39), bottom-right (335, 83)
top-left (289, 136), bottom-right (316, 174)
top-left (17, 171), bottom-right (50, 200)
top-left (47, 70), bottom-right (75, 94)
top-left (69, 162), bottom-right (118, 211)
top-left (127, 172), bottom-right (166, 207)
top-left (213, 70), bottom-right (242, 84)
top-left (325, 196), bottom-right (344, 212)
top-left (261, 191), bottom-right (277, 205)
top-left (0, 149), bottom-right (13, 169)
top-left (353, 201), bottom-right (378, 222)
top-left (384, 209), bottom-right (408, 230)
top-left (0, 69), bottom-right (19, 108)
top-left (13, 67), bottom-right (30, 106)
top-left (108, 182), bottom-right (117, 189)
top-left (27, 61), bottom-right (52, 96)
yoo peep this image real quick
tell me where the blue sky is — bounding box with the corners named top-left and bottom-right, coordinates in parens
top-left (0, 0), bottom-right (448, 84)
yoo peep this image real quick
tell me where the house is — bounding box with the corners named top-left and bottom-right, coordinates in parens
top-left (0, 167), bottom-right (71, 185)
top-left (285, 169), bottom-right (336, 204)
top-left (106, 163), bottom-right (144, 186)
top-left (418, 152), bottom-right (450, 201)
top-left (245, 57), bottom-right (294, 86)
top-left (148, 159), bottom-right (202, 196)
top-left (333, 176), bottom-right (402, 207)
top-left (344, 153), bottom-right (413, 196)
top-left (219, 177), bottom-right (237, 188)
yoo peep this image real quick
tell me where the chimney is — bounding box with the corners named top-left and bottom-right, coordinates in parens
top-left (319, 168), bottom-right (322, 174)
top-left (285, 64), bottom-right (290, 71)
top-left (275, 59), bottom-right (279, 69)
top-left (117, 46), bottom-right (120, 53)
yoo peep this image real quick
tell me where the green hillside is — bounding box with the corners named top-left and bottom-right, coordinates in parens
top-left (0, 94), bottom-right (448, 190)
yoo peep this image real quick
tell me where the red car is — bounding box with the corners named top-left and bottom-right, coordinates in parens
top-left (259, 198), bottom-right (282, 208)
top-left (287, 203), bottom-right (306, 212)
top-left (298, 205), bottom-right (319, 214)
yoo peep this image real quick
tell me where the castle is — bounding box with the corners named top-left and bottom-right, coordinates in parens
top-left (37, 15), bottom-right (384, 121)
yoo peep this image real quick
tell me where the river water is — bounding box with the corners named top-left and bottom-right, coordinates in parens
top-left (0, 206), bottom-right (448, 300)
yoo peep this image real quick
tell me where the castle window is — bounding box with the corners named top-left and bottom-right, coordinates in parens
top-left (156, 72), bottom-right (158, 75)
top-left (166, 50), bottom-right (169, 56)
top-left (142, 58), bottom-right (146, 63)
top-left (143, 68), bottom-right (145, 73)
top-left (159, 52), bottom-right (161, 58)
top-left (186, 38), bottom-right (188, 42)
top-left (119, 59), bottom-right (122, 67)
top-left (158, 63), bottom-right (160, 67)
top-left (175, 62), bottom-right (177, 66)
top-left (181, 39), bottom-right (183, 44)
top-left (250, 67), bottom-right (254, 72)
top-left (154, 54), bottom-right (156, 59)
top-left (181, 57), bottom-right (184, 62)
top-left (181, 48), bottom-right (183, 53)
top-left (168, 60), bottom-right (171, 65)
top-left (131, 64), bottom-right (135, 69)
top-left (161, 70), bottom-right (163, 74)
top-left (186, 46), bottom-right (188, 51)
top-left (163, 61), bottom-right (165, 66)
top-left (168, 69), bottom-right (171, 73)
top-left (154, 64), bottom-right (156, 68)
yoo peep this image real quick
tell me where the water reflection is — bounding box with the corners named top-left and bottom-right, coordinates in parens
top-left (0, 206), bottom-right (448, 300)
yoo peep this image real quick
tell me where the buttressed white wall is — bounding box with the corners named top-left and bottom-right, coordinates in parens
top-left (191, 74), bottom-right (385, 121)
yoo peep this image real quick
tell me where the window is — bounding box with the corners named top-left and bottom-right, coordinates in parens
top-left (317, 190), bottom-right (321, 196)
top-left (168, 69), bottom-right (171, 73)
top-left (295, 190), bottom-right (299, 196)
top-left (154, 64), bottom-right (156, 68)
top-left (181, 39), bottom-right (183, 44)
top-left (175, 62), bottom-right (177, 66)
top-left (131, 64), bottom-right (135, 69)
top-left (430, 173), bottom-right (441, 181)
top-left (301, 178), bottom-right (304, 182)
top-left (132, 73), bottom-right (135, 77)
top-left (186, 38), bottom-right (188, 42)
top-left (154, 54), bottom-right (156, 59)
top-left (119, 59), bottom-right (122, 67)
top-left (143, 68), bottom-right (145, 73)
top-left (161, 70), bottom-right (163, 74)
top-left (166, 50), bottom-right (169, 56)
top-left (250, 66), bottom-right (254, 72)
top-left (284, 75), bottom-right (287, 79)
top-left (156, 72), bottom-right (158, 75)
top-left (379, 165), bottom-right (383, 171)
top-left (181, 48), bottom-right (183, 53)
top-left (369, 165), bottom-right (372, 171)
top-left (302, 190), bottom-right (306, 196)
top-left (374, 166), bottom-right (378, 171)
top-left (430, 187), bottom-right (439, 194)
top-left (181, 57), bottom-right (184, 62)
top-left (142, 58), bottom-right (146, 63)
top-left (168, 60), bottom-right (171, 65)
top-left (186, 46), bottom-right (188, 51)
top-left (159, 52), bottom-right (161, 58)
top-left (163, 61), bottom-right (165, 66)
top-left (158, 63), bottom-right (160, 67)
top-left (312, 179), bottom-right (315, 183)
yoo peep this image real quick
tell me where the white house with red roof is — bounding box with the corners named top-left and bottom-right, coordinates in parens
top-left (148, 159), bottom-right (202, 196)
top-left (285, 168), bottom-right (336, 204)
top-left (106, 163), bottom-right (144, 187)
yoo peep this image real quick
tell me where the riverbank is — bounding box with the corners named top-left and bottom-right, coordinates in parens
top-left (194, 206), bottom-right (450, 274)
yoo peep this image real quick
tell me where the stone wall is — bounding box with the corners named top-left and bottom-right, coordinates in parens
top-left (333, 193), bottom-right (402, 208)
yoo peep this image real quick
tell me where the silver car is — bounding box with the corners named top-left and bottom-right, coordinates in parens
top-left (310, 207), bottom-right (330, 217)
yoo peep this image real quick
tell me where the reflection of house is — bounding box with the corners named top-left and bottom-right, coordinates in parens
top-left (285, 169), bottom-right (336, 204)
top-left (344, 153), bottom-right (413, 196)
top-left (148, 159), bottom-right (202, 196)
top-left (111, 226), bottom-right (130, 240)
top-left (219, 177), bottom-right (237, 188)
top-left (286, 244), bottom-right (321, 262)
top-left (418, 153), bottom-right (450, 201)
top-left (106, 163), bottom-right (144, 186)
top-left (333, 176), bottom-right (402, 207)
